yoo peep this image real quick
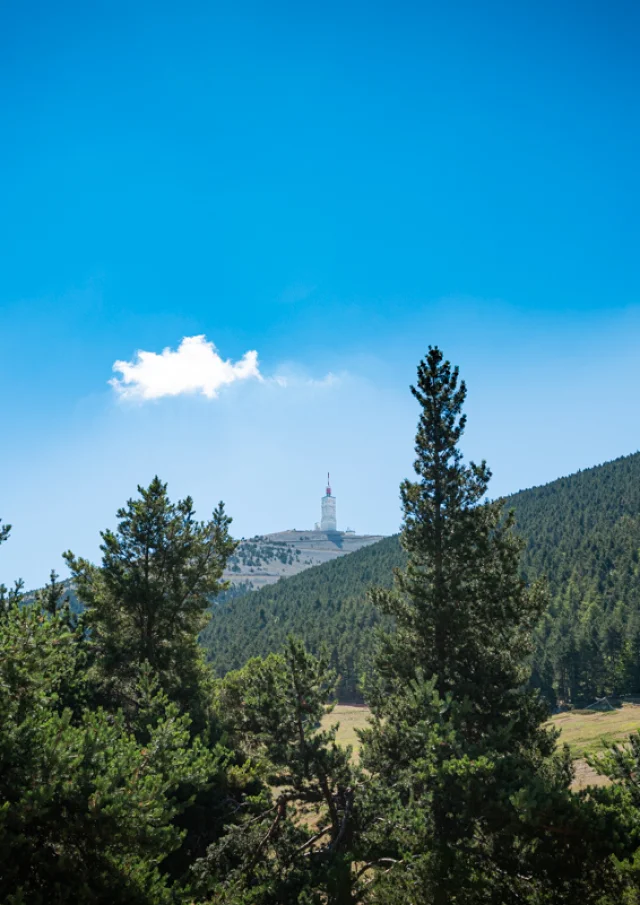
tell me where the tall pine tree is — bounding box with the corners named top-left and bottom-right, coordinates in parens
top-left (361, 347), bottom-right (626, 904)
top-left (371, 348), bottom-right (546, 728)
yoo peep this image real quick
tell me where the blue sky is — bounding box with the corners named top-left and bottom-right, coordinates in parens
top-left (1, 0), bottom-right (639, 587)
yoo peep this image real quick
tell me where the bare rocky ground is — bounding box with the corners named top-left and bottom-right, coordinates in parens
top-left (223, 530), bottom-right (385, 591)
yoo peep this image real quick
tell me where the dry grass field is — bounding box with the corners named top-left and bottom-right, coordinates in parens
top-left (323, 701), bottom-right (640, 788)
top-left (322, 705), bottom-right (370, 757)
top-left (550, 703), bottom-right (640, 758)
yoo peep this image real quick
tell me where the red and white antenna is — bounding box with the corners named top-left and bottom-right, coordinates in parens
top-left (326, 472), bottom-right (331, 496)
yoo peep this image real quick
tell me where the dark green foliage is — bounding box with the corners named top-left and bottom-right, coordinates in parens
top-left (369, 347), bottom-right (546, 719)
top-left (514, 456), bottom-right (640, 704)
top-left (0, 602), bottom-right (217, 905)
top-left (194, 638), bottom-right (382, 904)
top-left (0, 481), bottom-right (256, 904)
top-left (61, 478), bottom-right (260, 888)
top-left (65, 476), bottom-right (236, 725)
top-left (359, 348), bottom-right (626, 903)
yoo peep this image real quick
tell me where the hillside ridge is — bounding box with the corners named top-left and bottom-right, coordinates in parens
top-left (202, 450), bottom-right (640, 704)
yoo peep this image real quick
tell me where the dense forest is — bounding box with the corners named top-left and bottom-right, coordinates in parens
top-left (5, 348), bottom-right (640, 903)
top-left (202, 451), bottom-right (640, 705)
top-left (514, 456), bottom-right (640, 705)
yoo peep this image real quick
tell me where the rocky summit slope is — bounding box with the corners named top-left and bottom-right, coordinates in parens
top-left (223, 530), bottom-right (385, 592)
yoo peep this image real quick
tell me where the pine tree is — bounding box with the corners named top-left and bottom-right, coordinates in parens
top-left (35, 569), bottom-right (71, 619)
top-left (64, 476), bottom-right (236, 723)
top-left (369, 347), bottom-right (548, 734)
top-left (196, 638), bottom-right (376, 904)
top-left (361, 347), bottom-right (626, 904)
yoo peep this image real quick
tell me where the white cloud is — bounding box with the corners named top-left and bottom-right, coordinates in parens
top-left (110, 335), bottom-right (262, 401)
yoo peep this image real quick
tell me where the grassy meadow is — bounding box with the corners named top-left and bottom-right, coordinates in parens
top-left (324, 705), bottom-right (370, 755)
top-left (324, 701), bottom-right (640, 788)
top-left (549, 702), bottom-right (640, 757)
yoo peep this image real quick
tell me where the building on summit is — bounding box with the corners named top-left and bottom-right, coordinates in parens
top-left (319, 473), bottom-right (337, 532)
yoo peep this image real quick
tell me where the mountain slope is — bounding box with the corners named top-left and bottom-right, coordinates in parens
top-left (201, 452), bottom-right (640, 704)
top-left (200, 534), bottom-right (403, 700)
top-left (222, 530), bottom-right (385, 592)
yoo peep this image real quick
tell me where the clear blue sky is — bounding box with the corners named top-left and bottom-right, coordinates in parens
top-left (1, 0), bottom-right (639, 587)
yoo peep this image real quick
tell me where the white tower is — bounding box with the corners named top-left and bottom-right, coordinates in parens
top-left (320, 473), bottom-right (337, 532)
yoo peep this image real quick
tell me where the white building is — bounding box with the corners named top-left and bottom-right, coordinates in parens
top-left (320, 473), bottom-right (337, 531)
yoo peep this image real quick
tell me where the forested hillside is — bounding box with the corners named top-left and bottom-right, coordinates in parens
top-left (518, 453), bottom-right (640, 705)
top-left (202, 451), bottom-right (640, 703)
top-left (200, 535), bottom-right (403, 699)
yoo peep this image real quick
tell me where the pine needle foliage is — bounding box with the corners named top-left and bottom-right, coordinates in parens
top-left (360, 347), bottom-right (626, 904)
top-left (0, 602), bottom-right (217, 905)
top-left (64, 476), bottom-right (236, 722)
top-left (196, 638), bottom-right (378, 904)
top-left (370, 346), bottom-right (547, 737)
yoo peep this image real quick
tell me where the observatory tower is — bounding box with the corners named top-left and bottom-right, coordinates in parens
top-left (320, 473), bottom-right (337, 532)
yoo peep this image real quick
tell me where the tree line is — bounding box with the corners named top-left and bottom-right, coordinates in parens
top-left (4, 348), bottom-right (640, 903)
